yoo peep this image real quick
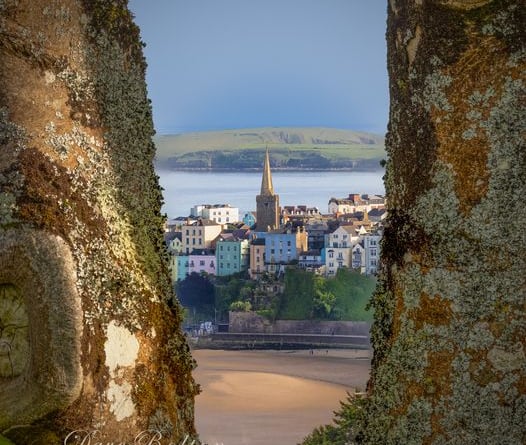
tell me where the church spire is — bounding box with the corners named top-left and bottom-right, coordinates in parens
top-left (260, 148), bottom-right (274, 195)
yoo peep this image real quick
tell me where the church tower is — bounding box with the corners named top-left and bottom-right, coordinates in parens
top-left (256, 149), bottom-right (280, 231)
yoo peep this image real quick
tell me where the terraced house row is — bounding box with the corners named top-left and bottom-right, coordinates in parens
top-left (164, 151), bottom-right (385, 282)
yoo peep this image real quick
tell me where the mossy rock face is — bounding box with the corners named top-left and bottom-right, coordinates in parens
top-left (0, 0), bottom-right (197, 442)
top-left (364, 1), bottom-right (526, 444)
top-left (0, 435), bottom-right (16, 445)
top-left (4, 427), bottom-right (60, 445)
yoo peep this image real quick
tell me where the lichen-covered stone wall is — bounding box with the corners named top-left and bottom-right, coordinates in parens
top-left (0, 1), bottom-right (198, 443)
top-left (365, 1), bottom-right (525, 443)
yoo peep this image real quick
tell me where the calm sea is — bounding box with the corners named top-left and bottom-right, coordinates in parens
top-left (157, 169), bottom-right (385, 218)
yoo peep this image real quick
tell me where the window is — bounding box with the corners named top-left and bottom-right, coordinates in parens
top-left (338, 261), bottom-right (343, 267)
top-left (371, 249), bottom-right (377, 256)
top-left (329, 251), bottom-right (334, 258)
top-left (287, 241), bottom-right (291, 247)
top-left (343, 234), bottom-right (348, 239)
top-left (220, 245), bottom-right (223, 251)
top-left (271, 249), bottom-right (275, 254)
top-left (329, 262), bottom-right (334, 267)
top-left (338, 252), bottom-right (343, 259)
top-left (199, 260), bottom-right (205, 266)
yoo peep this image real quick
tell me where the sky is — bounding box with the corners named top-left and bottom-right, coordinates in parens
top-left (128, 1), bottom-right (388, 136)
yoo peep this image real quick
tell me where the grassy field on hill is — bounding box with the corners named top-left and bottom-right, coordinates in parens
top-left (154, 127), bottom-right (385, 171)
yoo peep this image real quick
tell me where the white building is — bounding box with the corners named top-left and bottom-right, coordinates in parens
top-left (328, 193), bottom-right (386, 215)
top-left (191, 204), bottom-right (239, 225)
top-left (324, 246), bottom-right (352, 277)
top-left (363, 233), bottom-right (382, 275)
top-left (352, 243), bottom-right (365, 274)
top-left (325, 225), bottom-right (360, 249)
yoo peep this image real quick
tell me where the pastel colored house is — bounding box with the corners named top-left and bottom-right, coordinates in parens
top-left (188, 249), bottom-right (216, 276)
top-left (249, 238), bottom-right (266, 279)
top-left (242, 212), bottom-right (257, 228)
top-left (216, 237), bottom-right (250, 276)
top-left (263, 228), bottom-right (308, 274)
top-left (176, 255), bottom-right (189, 281)
top-left (164, 232), bottom-right (183, 283)
top-left (181, 218), bottom-right (222, 254)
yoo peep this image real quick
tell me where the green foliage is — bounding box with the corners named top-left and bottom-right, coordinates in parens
top-left (279, 268), bottom-right (375, 321)
top-left (279, 269), bottom-right (315, 319)
top-left (229, 300), bottom-right (252, 312)
top-left (176, 273), bottom-right (215, 308)
top-left (313, 275), bottom-right (337, 318)
top-left (326, 269), bottom-right (376, 322)
top-left (214, 276), bottom-right (254, 321)
top-left (0, 435), bottom-right (15, 445)
top-left (301, 393), bottom-right (367, 445)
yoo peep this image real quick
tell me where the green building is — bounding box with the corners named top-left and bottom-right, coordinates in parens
top-left (216, 236), bottom-right (250, 276)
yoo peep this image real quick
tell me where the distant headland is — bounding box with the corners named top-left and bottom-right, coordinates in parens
top-left (154, 127), bottom-right (386, 172)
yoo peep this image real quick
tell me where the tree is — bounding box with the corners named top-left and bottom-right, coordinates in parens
top-left (177, 273), bottom-right (215, 308)
top-left (312, 276), bottom-right (336, 318)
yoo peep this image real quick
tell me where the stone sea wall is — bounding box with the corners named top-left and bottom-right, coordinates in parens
top-left (229, 311), bottom-right (371, 336)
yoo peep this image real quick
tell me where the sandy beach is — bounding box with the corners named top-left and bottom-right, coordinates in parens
top-left (192, 349), bottom-right (371, 445)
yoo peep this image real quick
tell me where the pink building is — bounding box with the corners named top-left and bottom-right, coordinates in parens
top-left (188, 249), bottom-right (216, 276)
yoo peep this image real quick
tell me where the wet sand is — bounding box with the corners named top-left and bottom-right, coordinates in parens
top-left (192, 349), bottom-right (371, 445)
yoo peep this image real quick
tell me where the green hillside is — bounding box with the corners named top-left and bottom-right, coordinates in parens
top-left (154, 127), bottom-right (385, 171)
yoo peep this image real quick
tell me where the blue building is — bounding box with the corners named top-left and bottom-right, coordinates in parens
top-left (242, 212), bottom-right (257, 228)
top-left (176, 255), bottom-right (189, 281)
top-left (261, 228), bottom-right (308, 273)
